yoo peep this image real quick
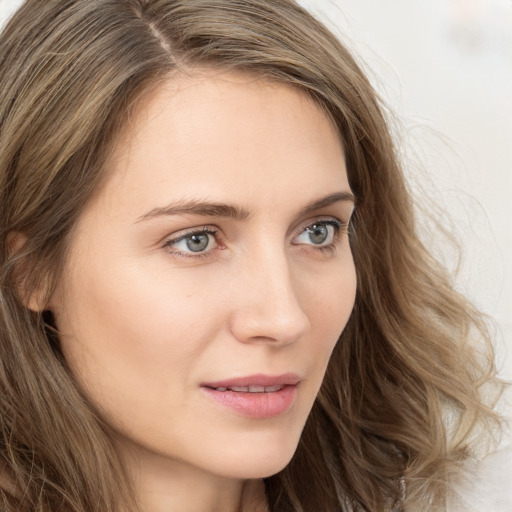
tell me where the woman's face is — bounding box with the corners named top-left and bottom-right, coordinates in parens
top-left (51, 71), bottom-right (356, 481)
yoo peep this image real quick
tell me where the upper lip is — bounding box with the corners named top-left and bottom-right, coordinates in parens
top-left (201, 373), bottom-right (301, 389)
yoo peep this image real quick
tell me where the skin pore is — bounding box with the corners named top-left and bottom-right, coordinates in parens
top-left (48, 71), bottom-right (357, 512)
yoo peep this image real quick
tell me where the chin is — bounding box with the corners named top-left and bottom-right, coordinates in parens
top-left (205, 429), bottom-right (302, 480)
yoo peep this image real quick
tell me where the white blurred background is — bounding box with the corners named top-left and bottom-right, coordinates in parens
top-left (1, 0), bottom-right (511, 407)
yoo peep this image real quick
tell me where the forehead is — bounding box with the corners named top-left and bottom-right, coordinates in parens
top-left (117, 70), bottom-right (339, 145)
top-left (90, 70), bottom-right (348, 217)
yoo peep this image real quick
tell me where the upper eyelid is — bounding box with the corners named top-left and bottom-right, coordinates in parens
top-left (163, 216), bottom-right (348, 241)
top-left (164, 225), bottom-right (219, 243)
top-left (161, 213), bottom-right (349, 247)
top-left (292, 216), bottom-right (347, 237)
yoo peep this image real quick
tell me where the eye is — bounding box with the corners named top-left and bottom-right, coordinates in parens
top-left (164, 228), bottom-right (218, 256)
top-left (292, 220), bottom-right (342, 247)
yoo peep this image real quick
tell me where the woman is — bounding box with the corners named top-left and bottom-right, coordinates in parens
top-left (0, 1), bottom-right (506, 511)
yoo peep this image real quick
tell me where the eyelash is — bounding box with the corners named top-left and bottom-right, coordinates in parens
top-left (294, 219), bottom-right (346, 255)
top-left (163, 218), bottom-right (348, 259)
top-left (163, 226), bottom-right (220, 260)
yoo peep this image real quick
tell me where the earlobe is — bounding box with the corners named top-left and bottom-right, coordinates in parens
top-left (6, 231), bottom-right (50, 312)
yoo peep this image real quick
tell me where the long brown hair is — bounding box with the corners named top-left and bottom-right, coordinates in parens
top-left (0, 1), bottom-right (503, 511)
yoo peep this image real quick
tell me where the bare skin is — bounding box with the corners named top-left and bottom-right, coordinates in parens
top-left (49, 71), bottom-right (356, 511)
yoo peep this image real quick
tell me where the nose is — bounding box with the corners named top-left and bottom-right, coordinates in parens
top-left (228, 248), bottom-right (310, 346)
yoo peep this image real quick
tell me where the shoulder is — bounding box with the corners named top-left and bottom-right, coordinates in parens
top-left (447, 446), bottom-right (512, 512)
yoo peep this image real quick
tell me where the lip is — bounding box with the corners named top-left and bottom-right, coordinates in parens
top-left (200, 373), bottom-right (301, 419)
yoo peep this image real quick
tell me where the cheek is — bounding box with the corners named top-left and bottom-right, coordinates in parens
top-left (54, 256), bottom-right (223, 414)
top-left (307, 256), bottom-right (356, 335)
top-left (300, 258), bottom-right (357, 382)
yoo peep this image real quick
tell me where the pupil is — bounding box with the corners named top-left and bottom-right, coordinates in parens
top-left (186, 234), bottom-right (209, 252)
top-left (308, 225), bottom-right (328, 244)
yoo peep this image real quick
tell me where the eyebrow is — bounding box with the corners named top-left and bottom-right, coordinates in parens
top-left (136, 191), bottom-right (354, 223)
top-left (298, 191), bottom-right (355, 217)
top-left (136, 199), bottom-right (250, 223)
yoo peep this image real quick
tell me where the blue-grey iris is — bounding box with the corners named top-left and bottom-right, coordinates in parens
top-left (186, 233), bottom-right (210, 252)
top-left (307, 224), bottom-right (329, 244)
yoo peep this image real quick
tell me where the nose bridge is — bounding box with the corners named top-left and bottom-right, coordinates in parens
top-left (229, 238), bottom-right (310, 345)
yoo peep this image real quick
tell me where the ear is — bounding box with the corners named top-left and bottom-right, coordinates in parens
top-left (6, 231), bottom-right (49, 312)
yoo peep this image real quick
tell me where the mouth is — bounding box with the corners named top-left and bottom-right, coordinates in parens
top-left (200, 373), bottom-right (301, 419)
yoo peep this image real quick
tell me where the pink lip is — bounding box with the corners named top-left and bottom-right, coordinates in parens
top-left (200, 373), bottom-right (301, 419)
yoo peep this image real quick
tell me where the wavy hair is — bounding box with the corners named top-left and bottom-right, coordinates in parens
top-left (0, 1), bottom-right (503, 510)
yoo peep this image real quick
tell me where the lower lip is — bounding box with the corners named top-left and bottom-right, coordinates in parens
top-left (201, 385), bottom-right (298, 419)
